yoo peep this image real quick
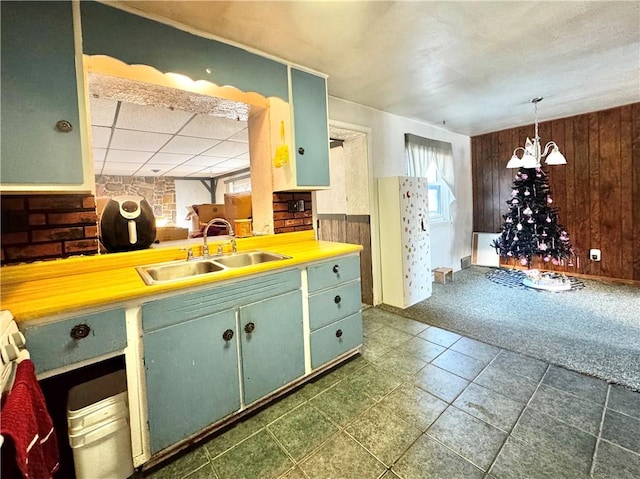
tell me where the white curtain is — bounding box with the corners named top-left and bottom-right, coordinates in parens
top-left (405, 134), bottom-right (456, 202)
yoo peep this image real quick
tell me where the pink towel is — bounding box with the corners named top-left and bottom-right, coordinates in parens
top-left (1, 359), bottom-right (59, 479)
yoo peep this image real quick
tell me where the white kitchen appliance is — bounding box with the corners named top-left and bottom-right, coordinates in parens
top-left (378, 176), bottom-right (432, 308)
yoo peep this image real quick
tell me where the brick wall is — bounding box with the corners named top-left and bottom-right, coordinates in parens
top-left (1, 194), bottom-right (99, 265)
top-left (273, 192), bottom-right (313, 234)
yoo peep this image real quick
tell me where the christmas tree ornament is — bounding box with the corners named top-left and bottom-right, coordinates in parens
top-left (517, 223), bottom-right (523, 230)
top-left (547, 197), bottom-right (553, 204)
top-left (524, 188), bottom-right (530, 196)
top-left (523, 207), bottom-right (532, 215)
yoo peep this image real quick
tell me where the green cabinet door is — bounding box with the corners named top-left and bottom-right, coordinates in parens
top-left (143, 309), bottom-right (240, 454)
top-left (1, 1), bottom-right (83, 184)
top-left (291, 68), bottom-right (330, 187)
top-left (239, 290), bottom-right (305, 405)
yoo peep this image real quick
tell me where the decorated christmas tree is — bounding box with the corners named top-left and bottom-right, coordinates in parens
top-left (492, 167), bottom-right (573, 267)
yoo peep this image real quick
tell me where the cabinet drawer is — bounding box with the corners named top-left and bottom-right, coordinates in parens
top-left (310, 312), bottom-right (363, 369)
top-left (21, 308), bottom-right (126, 375)
top-left (308, 280), bottom-right (361, 331)
top-left (307, 255), bottom-right (360, 293)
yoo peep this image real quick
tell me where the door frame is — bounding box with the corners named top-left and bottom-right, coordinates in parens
top-left (322, 120), bottom-right (380, 306)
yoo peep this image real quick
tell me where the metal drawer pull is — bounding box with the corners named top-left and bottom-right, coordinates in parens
top-left (335, 329), bottom-right (343, 338)
top-left (334, 295), bottom-right (341, 304)
top-left (55, 119), bottom-right (73, 132)
top-left (222, 329), bottom-right (234, 341)
top-left (332, 265), bottom-right (339, 273)
top-left (245, 322), bottom-right (256, 334)
top-left (70, 323), bottom-right (91, 340)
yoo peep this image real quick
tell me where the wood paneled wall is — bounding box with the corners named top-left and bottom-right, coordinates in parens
top-left (472, 103), bottom-right (640, 281)
top-left (317, 214), bottom-right (374, 304)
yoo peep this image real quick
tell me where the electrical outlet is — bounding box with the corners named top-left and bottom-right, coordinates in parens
top-left (589, 248), bottom-right (601, 262)
top-left (287, 199), bottom-right (305, 213)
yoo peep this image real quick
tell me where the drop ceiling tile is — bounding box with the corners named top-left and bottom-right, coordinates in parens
top-left (228, 128), bottom-right (249, 143)
top-left (163, 165), bottom-right (211, 175)
top-left (184, 156), bottom-right (229, 167)
top-left (188, 168), bottom-right (230, 177)
top-left (161, 136), bottom-right (220, 154)
top-left (91, 126), bottom-right (112, 148)
top-left (110, 129), bottom-right (172, 151)
top-left (89, 97), bottom-right (118, 127)
top-left (136, 164), bottom-right (172, 176)
top-left (180, 114), bottom-right (248, 140)
top-left (216, 158), bottom-right (251, 169)
top-left (106, 150), bottom-right (155, 164)
top-left (101, 162), bottom-right (142, 175)
top-left (92, 148), bottom-right (107, 163)
top-left (201, 140), bottom-right (248, 157)
top-left (116, 102), bottom-right (195, 133)
top-left (148, 152), bottom-right (195, 165)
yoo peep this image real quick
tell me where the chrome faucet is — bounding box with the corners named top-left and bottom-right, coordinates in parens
top-left (203, 217), bottom-right (235, 258)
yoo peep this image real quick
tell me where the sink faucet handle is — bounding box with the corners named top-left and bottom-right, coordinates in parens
top-left (187, 248), bottom-right (194, 260)
top-left (231, 238), bottom-right (237, 254)
top-left (217, 244), bottom-right (224, 254)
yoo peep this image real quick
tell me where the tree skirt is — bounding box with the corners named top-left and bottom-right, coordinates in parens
top-left (486, 268), bottom-right (585, 291)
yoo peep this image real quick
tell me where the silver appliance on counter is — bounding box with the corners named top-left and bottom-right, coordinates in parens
top-left (99, 196), bottom-right (156, 252)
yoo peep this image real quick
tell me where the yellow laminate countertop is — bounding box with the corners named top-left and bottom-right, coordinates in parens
top-left (0, 231), bottom-right (362, 323)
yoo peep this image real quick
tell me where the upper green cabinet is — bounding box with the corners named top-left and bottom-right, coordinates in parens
top-left (273, 68), bottom-right (331, 191)
top-left (291, 68), bottom-right (331, 189)
top-left (1, 1), bottom-right (84, 185)
top-left (80, 1), bottom-right (288, 101)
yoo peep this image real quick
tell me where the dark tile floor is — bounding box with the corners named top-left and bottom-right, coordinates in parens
top-left (143, 307), bottom-right (640, 479)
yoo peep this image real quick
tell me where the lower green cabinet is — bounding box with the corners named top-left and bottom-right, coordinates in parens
top-left (240, 290), bottom-right (304, 405)
top-left (142, 272), bottom-right (304, 455)
top-left (143, 309), bottom-right (240, 454)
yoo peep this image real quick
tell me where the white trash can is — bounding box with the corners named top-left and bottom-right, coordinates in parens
top-left (67, 370), bottom-right (134, 479)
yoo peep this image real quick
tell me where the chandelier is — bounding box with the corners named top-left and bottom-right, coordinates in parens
top-left (506, 97), bottom-right (567, 169)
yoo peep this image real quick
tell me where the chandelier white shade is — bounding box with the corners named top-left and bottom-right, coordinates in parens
top-left (506, 98), bottom-right (567, 169)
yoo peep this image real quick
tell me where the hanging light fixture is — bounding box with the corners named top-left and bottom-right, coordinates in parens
top-left (506, 97), bottom-right (567, 169)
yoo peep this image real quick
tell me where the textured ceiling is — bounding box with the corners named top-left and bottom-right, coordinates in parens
top-left (114, 0), bottom-right (640, 136)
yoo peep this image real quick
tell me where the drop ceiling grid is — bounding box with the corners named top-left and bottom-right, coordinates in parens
top-left (90, 97), bottom-right (250, 178)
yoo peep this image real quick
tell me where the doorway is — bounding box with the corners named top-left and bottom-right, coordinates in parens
top-left (314, 123), bottom-right (374, 305)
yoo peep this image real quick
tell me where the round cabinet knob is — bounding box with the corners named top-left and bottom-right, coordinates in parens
top-left (244, 322), bottom-right (256, 334)
top-left (55, 119), bottom-right (73, 133)
top-left (1, 344), bottom-right (20, 364)
top-left (334, 295), bottom-right (341, 304)
top-left (298, 147), bottom-right (305, 155)
top-left (332, 265), bottom-right (339, 274)
top-left (335, 329), bottom-right (343, 338)
top-left (70, 323), bottom-right (91, 340)
top-left (222, 329), bottom-right (234, 342)
top-left (9, 331), bottom-right (26, 349)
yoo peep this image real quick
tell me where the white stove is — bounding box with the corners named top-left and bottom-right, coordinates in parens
top-left (1, 310), bottom-right (29, 397)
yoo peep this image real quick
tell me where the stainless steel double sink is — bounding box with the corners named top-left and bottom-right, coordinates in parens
top-left (136, 251), bottom-right (291, 285)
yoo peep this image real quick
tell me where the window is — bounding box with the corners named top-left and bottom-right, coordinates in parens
top-left (405, 134), bottom-right (454, 223)
top-left (226, 174), bottom-right (251, 193)
top-left (425, 162), bottom-right (449, 222)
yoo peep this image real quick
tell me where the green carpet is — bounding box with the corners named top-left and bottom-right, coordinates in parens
top-left (380, 266), bottom-right (640, 391)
